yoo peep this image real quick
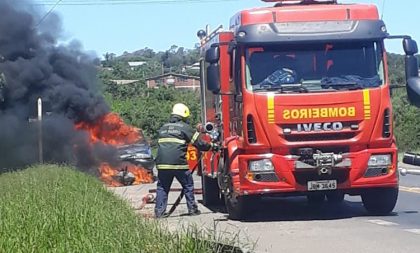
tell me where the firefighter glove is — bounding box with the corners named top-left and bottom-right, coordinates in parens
top-left (196, 123), bottom-right (205, 133)
top-left (211, 142), bottom-right (221, 152)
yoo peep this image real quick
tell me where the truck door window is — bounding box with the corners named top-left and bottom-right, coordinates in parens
top-left (375, 42), bottom-right (385, 82)
top-left (230, 48), bottom-right (243, 136)
top-left (230, 48), bottom-right (240, 92)
top-left (229, 48), bottom-right (235, 82)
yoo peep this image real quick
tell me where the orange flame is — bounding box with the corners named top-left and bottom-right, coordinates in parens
top-left (76, 112), bottom-right (141, 145)
top-left (99, 162), bottom-right (154, 187)
top-left (76, 112), bottom-right (154, 187)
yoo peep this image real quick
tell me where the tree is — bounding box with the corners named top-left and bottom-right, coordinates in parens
top-left (104, 81), bottom-right (200, 144)
top-left (102, 52), bottom-right (116, 67)
top-left (388, 53), bottom-right (420, 151)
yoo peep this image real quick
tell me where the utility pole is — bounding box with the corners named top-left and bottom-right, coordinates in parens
top-left (37, 98), bottom-right (43, 164)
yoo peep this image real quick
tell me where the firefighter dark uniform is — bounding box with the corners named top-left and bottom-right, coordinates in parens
top-left (154, 103), bottom-right (214, 218)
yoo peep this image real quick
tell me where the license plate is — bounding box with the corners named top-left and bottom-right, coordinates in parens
top-left (307, 180), bottom-right (337, 191)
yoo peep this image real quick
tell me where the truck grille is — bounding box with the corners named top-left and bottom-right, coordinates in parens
top-left (281, 121), bottom-right (359, 142)
top-left (253, 172), bottom-right (279, 182)
top-left (285, 132), bottom-right (356, 142)
top-left (364, 167), bottom-right (388, 178)
top-left (290, 146), bottom-right (349, 155)
top-left (247, 115), bottom-right (257, 144)
top-left (383, 108), bottom-right (391, 138)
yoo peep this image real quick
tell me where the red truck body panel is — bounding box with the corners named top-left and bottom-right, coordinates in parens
top-left (200, 1), bottom-right (397, 198)
top-left (230, 4), bottom-right (378, 30)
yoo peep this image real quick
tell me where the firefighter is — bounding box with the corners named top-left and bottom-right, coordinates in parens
top-left (154, 103), bottom-right (217, 218)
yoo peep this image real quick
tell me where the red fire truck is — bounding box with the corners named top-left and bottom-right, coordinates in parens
top-left (197, 0), bottom-right (420, 220)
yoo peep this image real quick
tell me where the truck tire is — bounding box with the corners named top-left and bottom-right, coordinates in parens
top-left (202, 175), bottom-right (221, 206)
top-left (225, 195), bottom-right (259, 221)
top-left (307, 193), bottom-right (325, 205)
top-left (326, 192), bottom-right (345, 204)
top-left (361, 187), bottom-right (398, 215)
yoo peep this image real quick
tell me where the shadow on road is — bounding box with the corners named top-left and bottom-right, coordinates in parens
top-left (245, 197), bottom-right (368, 222)
top-left (202, 196), bottom-right (399, 223)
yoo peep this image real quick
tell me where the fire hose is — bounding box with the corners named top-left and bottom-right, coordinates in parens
top-left (138, 155), bottom-right (204, 216)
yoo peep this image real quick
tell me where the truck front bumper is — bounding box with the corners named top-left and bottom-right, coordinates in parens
top-left (234, 148), bottom-right (398, 196)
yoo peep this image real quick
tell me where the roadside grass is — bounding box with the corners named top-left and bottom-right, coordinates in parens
top-left (398, 152), bottom-right (405, 163)
top-left (0, 165), bottom-right (243, 253)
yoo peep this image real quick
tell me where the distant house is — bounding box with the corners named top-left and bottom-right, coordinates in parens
top-left (111, 80), bottom-right (140, 85)
top-left (183, 62), bottom-right (200, 72)
top-left (101, 67), bottom-right (114, 71)
top-left (146, 73), bottom-right (200, 91)
top-left (127, 61), bottom-right (147, 70)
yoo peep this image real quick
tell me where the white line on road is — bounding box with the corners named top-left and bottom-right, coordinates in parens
top-left (400, 186), bottom-right (420, 194)
top-left (404, 229), bottom-right (420, 235)
top-left (367, 219), bottom-right (399, 226)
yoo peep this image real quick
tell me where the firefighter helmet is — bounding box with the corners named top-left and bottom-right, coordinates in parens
top-left (172, 103), bottom-right (190, 118)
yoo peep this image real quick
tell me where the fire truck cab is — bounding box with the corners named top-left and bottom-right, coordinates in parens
top-left (198, 0), bottom-right (419, 220)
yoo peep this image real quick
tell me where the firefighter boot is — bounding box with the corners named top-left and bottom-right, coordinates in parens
top-left (188, 208), bottom-right (201, 216)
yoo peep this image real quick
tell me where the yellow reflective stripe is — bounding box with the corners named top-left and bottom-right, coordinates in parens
top-left (267, 93), bottom-right (275, 124)
top-left (191, 132), bottom-right (200, 143)
top-left (157, 164), bottom-right (189, 170)
top-left (158, 138), bottom-right (186, 144)
top-left (363, 89), bottom-right (371, 120)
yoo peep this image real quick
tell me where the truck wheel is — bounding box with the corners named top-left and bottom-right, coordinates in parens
top-left (361, 187), bottom-right (398, 215)
top-left (202, 175), bottom-right (221, 206)
top-left (326, 192), bottom-right (345, 204)
top-left (225, 195), bottom-right (259, 221)
top-left (307, 193), bottom-right (325, 205)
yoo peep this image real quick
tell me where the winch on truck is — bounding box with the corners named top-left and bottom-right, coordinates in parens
top-left (196, 0), bottom-right (420, 220)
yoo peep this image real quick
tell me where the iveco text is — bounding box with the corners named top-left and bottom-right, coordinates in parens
top-left (296, 122), bottom-right (344, 132)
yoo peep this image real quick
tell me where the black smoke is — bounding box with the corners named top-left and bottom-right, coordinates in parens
top-left (0, 0), bottom-right (118, 170)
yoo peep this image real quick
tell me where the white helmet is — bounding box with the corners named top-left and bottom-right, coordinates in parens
top-left (172, 103), bottom-right (190, 118)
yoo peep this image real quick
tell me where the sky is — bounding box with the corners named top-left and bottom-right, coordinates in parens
top-left (33, 0), bottom-right (420, 57)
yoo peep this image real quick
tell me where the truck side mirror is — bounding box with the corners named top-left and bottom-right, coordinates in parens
top-left (407, 78), bottom-right (420, 107)
top-left (207, 63), bottom-right (220, 94)
top-left (205, 46), bottom-right (221, 94)
top-left (205, 46), bottom-right (220, 64)
top-left (403, 38), bottom-right (420, 107)
top-left (403, 38), bottom-right (418, 55)
top-left (404, 39), bottom-right (419, 79)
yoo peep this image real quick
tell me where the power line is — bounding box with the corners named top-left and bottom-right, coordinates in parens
top-left (31, 0), bottom-right (240, 6)
top-left (35, 0), bottom-right (63, 27)
top-left (381, 0), bottom-right (386, 20)
top-left (34, 0), bottom-right (221, 1)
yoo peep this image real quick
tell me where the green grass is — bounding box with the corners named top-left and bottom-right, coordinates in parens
top-left (0, 165), bottom-right (243, 253)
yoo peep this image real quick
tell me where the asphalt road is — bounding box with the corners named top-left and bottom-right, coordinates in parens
top-left (111, 163), bottom-right (420, 253)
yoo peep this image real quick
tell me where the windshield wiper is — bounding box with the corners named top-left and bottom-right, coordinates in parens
top-left (321, 82), bottom-right (363, 90)
top-left (254, 83), bottom-right (308, 93)
top-left (321, 75), bottom-right (381, 90)
top-left (277, 83), bottom-right (309, 93)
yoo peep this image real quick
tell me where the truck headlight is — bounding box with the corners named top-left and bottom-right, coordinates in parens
top-left (249, 159), bottom-right (274, 172)
top-left (368, 154), bottom-right (391, 167)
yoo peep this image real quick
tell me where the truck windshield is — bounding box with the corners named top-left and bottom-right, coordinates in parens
top-left (245, 41), bottom-right (385, 93)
